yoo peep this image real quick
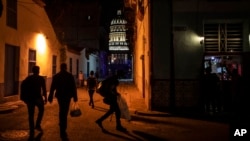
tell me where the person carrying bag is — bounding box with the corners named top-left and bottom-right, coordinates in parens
top-left (70, 102), bottom-right (82, 117)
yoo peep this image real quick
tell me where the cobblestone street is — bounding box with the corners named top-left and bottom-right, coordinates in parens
top-left (0, 83), bottom-right (230, 141)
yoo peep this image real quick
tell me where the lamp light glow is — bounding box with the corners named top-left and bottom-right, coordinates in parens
top-left (36, 33), bottom-right (46, 54)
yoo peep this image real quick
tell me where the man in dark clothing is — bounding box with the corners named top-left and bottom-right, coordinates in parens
top-left (48, 63), bottom-right (78, 140)
top-left (87, 70), bottom-right (97, 108)
top-left (202, 67), bottom-right (220, 113)
top-left (21, 66), bottom-right (47, 139)
top-left (95, 74), bottom-right (127, 132)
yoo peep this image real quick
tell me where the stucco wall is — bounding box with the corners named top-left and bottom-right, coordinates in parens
top-left (80, 48), bottom-right (98, 78)
top-left (67, 51), bottom-right (80, 77)
top-left (0, 0), bottom-right (61, 102)
top-left (134, 0), bottom-right (151, 110)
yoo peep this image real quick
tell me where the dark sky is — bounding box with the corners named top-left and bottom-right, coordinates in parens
top-left (99, 0), bottom-right (123, 26)
top-left (44, 0), bottom-right (123, 26)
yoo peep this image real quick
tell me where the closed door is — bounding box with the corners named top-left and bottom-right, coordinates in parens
top-left (4, 44), bottom-right (20, 96)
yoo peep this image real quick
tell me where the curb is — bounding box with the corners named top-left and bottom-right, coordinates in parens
top-left (0, 101), bottom-right (24, 114)
top-left (129, 108), bottom-right (172, 117)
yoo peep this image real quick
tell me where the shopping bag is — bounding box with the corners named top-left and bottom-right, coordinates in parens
top-left (70, 102), bottom-right (82, 117)
top-left (117, 95), bottom-right (131, 121)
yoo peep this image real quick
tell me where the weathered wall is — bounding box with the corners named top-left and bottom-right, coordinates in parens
top-left (0, 0), bottom-right (62, 102)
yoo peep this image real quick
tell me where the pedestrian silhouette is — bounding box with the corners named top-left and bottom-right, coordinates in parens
top-left (95, 72), bottom-right (127, 132)
top-left (78, 70), bottom-right (84, 87)
top-left (95, 71), bottom-right (99, 81)
top-left (48, 63), bottom-right (78, 140)
top-left (201, 67), bottom-right (220, 114)
top-left (20, 66), bottom-right (47, 140)
top-left (87, 70), bottom-right (97, 108)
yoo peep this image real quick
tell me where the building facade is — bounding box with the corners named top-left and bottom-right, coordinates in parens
top-left (108, 10), bottom-right (132, 78)
top-left (45, 0), bottom-right (101, 80)
top-left (124, 0), bottom-right (250, 112)
top-left (0, 0), bottom-right (66, 102)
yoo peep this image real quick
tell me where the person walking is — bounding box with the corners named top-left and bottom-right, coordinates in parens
top-left (201, 67), bottom-right (220, 114)
top-left (20, 66), bottom-right (47, 140)
top-left (48, 63), bottom-right (78, 140)
top-left (78, 70), bottom-right (84, 87)
top-left (95, 73), bottom-right (127, 132)
top-left (87, 70), bottom-right (97, 108)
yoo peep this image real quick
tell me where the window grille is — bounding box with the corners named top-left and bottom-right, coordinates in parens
top-left (204, 23), bottom-right (243, 53)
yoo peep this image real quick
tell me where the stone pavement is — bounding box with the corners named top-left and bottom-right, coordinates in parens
top-left (0, 82), bottom-right (230, 141)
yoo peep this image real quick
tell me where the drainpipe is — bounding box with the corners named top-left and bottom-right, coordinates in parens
top-left (169, 0), bottom-right (175, 111)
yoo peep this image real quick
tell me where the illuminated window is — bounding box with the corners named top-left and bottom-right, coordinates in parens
top-left (28, 49), bottom-right (36, 75)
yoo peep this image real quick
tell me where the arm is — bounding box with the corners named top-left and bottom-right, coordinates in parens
top-left (48, 76), bottom-right (55, 103)
top-left (41, 77), bottom-right (47, 103)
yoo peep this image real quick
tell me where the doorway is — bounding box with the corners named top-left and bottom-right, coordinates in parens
top-left (4, 44), bottom-right (20, 96)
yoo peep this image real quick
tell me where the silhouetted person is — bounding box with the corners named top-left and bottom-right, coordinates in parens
top-left (48, 63), bottom-right (78, 140)
top-left (95, 71), bottom-right (99, 81)
top-left (201, 67), bottom-right (220, 113)
top-left (78, 70), bottom-right (84, 87)
top-left (21, 66), bottom-right (47, 140)
top-left (95, 73), bottom-right (127, 132)
top-left (87, 70), bottom-right (97, 108)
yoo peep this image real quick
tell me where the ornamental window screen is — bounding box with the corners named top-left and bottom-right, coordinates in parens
top-left (204, 23), bottom-right (243, 52)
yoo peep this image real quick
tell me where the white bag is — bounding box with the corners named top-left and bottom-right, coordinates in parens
top-left (117, 95), bottom-right (131, 121)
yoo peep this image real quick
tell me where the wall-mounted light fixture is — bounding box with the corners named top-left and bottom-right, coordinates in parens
top-left (199, 36), bottom-right (204, 45)
top-left (249, 34), bottom-right (250, 47)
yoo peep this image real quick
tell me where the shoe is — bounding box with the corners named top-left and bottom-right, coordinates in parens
top-left (28, 136), bottom-right (34, 141)
top-left (116, 126), bottom-right (127, 132)
top-left (28, 131), bottom-right (34, 141)
top-left (95, 120), bottom-right (103, 129)
top-left (60, 131), bottom-right (68, 139)
top-left (35, 125), bottom-right (43, 132)
top-left (92, 105), bottom-right (94, 108)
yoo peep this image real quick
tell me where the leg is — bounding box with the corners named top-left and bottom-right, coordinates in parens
top-left (27, 103), bottom-right (35, 137)
top-left (35, 98), bottom-right (44, 131)
top-left (89, 90), bottom-right (95, 108)
top-left (114, 102), bottom-right (126, 131)
top-left (57, 98), bottom-right (71, 138)
top-left (96, 105), bottom-right (114, 129)
top-left (114, 102), bottom-right (121, 127)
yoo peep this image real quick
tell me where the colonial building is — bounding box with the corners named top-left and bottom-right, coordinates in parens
top-left (0, 0), bottom-right (77, 102)
top-left (108, 10), bottom-right (132, 78)
top-left (124, 0), bottom-right (250, 112)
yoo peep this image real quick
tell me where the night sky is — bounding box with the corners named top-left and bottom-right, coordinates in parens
top-left (44, 0), bottom-right (123, 26)
top-left (99, 0), bottom-right (123, 26)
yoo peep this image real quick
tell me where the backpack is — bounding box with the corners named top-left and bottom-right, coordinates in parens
top-left (87, 77), bottom-right (97, 89)
top-left (20, 78), bottom-right (29, 102)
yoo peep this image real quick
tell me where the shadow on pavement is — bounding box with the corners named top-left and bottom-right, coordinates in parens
top-left (101, 129), bottom-right (140, 141)
top-left (92, 106), bottom-right (108, 112)
top-left (132, 130), bottom-right (167, 141)
top-left (130, 114), bottom-right (228, 130)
